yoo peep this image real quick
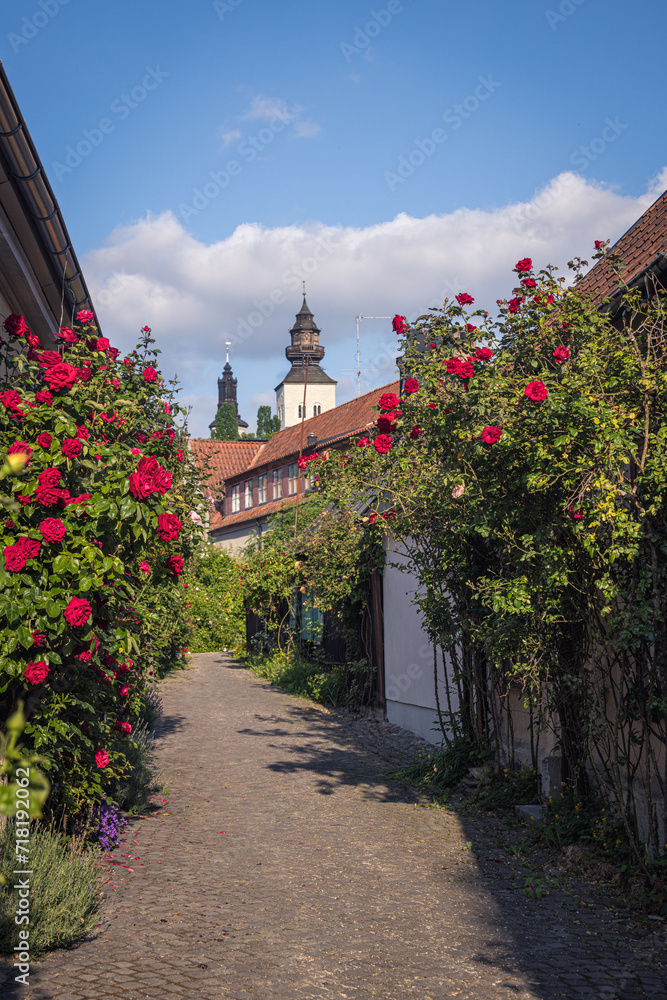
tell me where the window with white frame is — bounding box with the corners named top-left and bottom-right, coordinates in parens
top-left (313, 403), bottom-right (321, 416)
top-left (288, 463), bottom-right (298, 495)
top-left (272, 468), bottom-right (283, 499)
top-left (244, 480), bottom-right (253, 508)
top-left (258, 474), bottom-right (268, 504)
top-left (231, 484), bottom-right (240, 513)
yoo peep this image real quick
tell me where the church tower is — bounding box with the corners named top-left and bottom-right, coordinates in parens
top-left (209, 344), bottom-right (248, 432)
top-left (275, 295), bottom-right (337, 429)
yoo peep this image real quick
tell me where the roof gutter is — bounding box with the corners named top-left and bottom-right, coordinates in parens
top-left (599, 252), bottom-right (667, 317)
top-left (0, 60), bottom-right (97, 326)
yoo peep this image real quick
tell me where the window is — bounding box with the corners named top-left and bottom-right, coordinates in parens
top-left (288, 463), bottom-right (298, 495)
top-left (244, 480), bottom-right (253, 508)
top-left (272, 468), bottom-right (283, 499)
top-left (231, 484), bottom-right (240, 514)
top-left (258, 474), bottom-right (267, 504)
top-left (313, 404), bottom-right (321, 416)
top-left (298, 404), bottom-right (302, 418)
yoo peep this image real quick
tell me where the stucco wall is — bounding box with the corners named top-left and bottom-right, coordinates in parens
top-left (382, 537), bottom-right (459, 744)
top-left (276, 380), bottom-right (336, 429)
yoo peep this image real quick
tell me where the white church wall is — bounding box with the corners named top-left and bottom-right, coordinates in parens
top-left (277, 381), bottom-right (336, 429)
top-left (383, 536), bottom-right (459, 744)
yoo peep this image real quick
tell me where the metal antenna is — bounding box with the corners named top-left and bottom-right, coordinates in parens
top-left (351, 315), bottom-right (392, 396)
top-left (225, 340), bottom-right (231, 364)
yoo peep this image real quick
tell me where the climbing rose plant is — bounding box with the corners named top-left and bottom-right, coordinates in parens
top-left (0, 315), bottom-right (203, 816)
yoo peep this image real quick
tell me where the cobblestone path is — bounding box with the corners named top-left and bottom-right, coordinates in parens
top-left (2, 652), bottom-right (667, 999)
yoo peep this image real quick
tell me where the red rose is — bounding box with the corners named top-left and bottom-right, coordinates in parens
top-left (553, 345), bottom-right (570, 363)
top-left (143, 366), bottom-right (158, 383)
top-left (107, 347), bottom-right (120, 361)
top-left (75, 425), bottom-right (90, 441)
top-left (94, 749), bottom-right (109, 769)
top-left (118, 658), bottom-right (132, 673)
top-left (140, 560), bottom-right (150, 573)
top-left (376, 413), bottom-right (397, 433)
top-left (515, 258), bottom-right (533, 273)
top-left (356, 437), bottom-right (371, 448)
top-left (43, 362), bottom-right (78, 391)
top-left (67, 493), bottom-right (91, 507)
top-left (129, 455), bottom-right (172, 500)
top-left (176, 449), bottom-right (184, 462)
top-left (135, 432), bottom-right (148, 444)
top-left (403, 378), bottom-right (419, 395)
top-left (427, 402), bottom-right (437, 409)
top-left (446, 357), bottom-right (473, 379)
top-left (77, 367), bottom-right (93, 382)
top-left (391, 315), bottom-right (407, 335)
top-left (4, 314), bottom-right (29, 337)
top-left (166, 554), bottom-right (184, 577)
top-left (297, 455), bottom-right (309, 470)
top-left (474, 347), bottom-right (493, 362)
top-left (64, 596), bottom-right (92, 627)
top-left (508, 297), bottom-right (523, 314)
top-left (35, 390), bottom-right (53, 406)
top-left (37, 350), bottom-right (63, 368)
top-left (57, 326), bottom-right (77, 343)
top-left (95, 337), bottom-right (110, 351)
top-left (8, 441), bottom-right (32, 462)
top-left (120, 685), bottom-right (130, 697)
top-left (4, 545), bottom-right (27, 572)
top-left (465, 324), bottom-right (477, 333)
top-left (379, 392), bottom-right (400, 411)
top-left (39, 518), bottom-right (66, 543)
top-left (521, 278), bottom-right (537, 289)
top-left (26, 333), bottom-right (40, 348)
top-left (23, 660), bottom-right (49, 685)
top-left (2, 390), bottom-right (22, 411)
top-left (114, 720), bottom-right (132, 736)
top-left (157, 512), bottom-right (183, 541)
top-left (61, 438), bottom-right (83, 459)
top-left (77, 309), bottom-right (94, 324)
top-left (37, 432), bottom-right (53, 449)
top-left (524, 380), bottom-right (548, 402)
top-left (456, 292), bottom-right (474, 305)
top-left (569, 505), bottom-right (583, 521)
top-left (409, 425), bottom-right (422, 439)
top-left (594, 240), bottom-right (605, 250)
top-left (374, 434), bottom-right (393, 454)
top-left (31, 631), bottom-right (46, 647)
top-left (481, 425), bottom-right (503, 445)
top-left (17, 536), bottom-right (40, 559)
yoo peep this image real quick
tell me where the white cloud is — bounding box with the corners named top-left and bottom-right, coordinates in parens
top-left (292, 119), bottom-right (321, 138)
top-left (241, 95), bottom-right (300, 121)
top-left (84, 169), bottom-right (667, 438)
top-left (220, 129), bottom-right (242, 146)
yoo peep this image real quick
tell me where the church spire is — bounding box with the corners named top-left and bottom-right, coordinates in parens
top-left (209, 344), bottom-right (248, 431)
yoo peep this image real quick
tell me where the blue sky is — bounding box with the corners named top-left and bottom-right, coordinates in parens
top-left (3, 0), bottom-right (666, 434)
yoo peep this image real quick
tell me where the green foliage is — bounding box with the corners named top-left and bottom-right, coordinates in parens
top-left (211, 402), bottom-right (239, 440)
top-left (392, 736), bottom-right (493, 799)
top-left (0, 822), bottom-right (101, 956)
top-left (0, 704), bottom-right (49, 819)
top-left (187, 545), bottom-right (245, 652)
top-left (474, 764), bottom-right (539, 811)
top-left (243, 644), bottom-right (372, 709)
top-left (0, 315), bottom-right (202, 819)
top-left (103, 723), bottom-right (161, 815)
top-left (320, 247), bottom-right (667, 860)
top-left (256, 405), bottom-right (281, 438)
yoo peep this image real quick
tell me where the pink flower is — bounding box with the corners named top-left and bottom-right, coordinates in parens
top-left (77, 309), bottom-right (94, 324)
top-left (23, 661), bottom-right (49, 685)
top-left (95, 749), bottom-right (109, 769)
top-left (403, 378), bottom-right (419, 395)
top-left (553, 345), bottom-right (570, 363)
top-left (140, 561), bottom-right (150, 574)
top-left (481, 425), bottom-right (503, 445)
top-left (451, 483), bottom-right (465, 499)
top-left (131, 448), bottom-right (142, 456)
top-left (524, 381), bottom-right (548, 402)
top-left (143, 366), bottom-right (158, 383)
top-left (39, 518), bottom-right (66, 543)
top-left (64, 597), bottom-right (92, 627)
top-left (515, 258), bottom-right (533, 273)
top-left (374, 434), bottom-right (393, 454)
top-left (456, 292), bottom-right (474, 305)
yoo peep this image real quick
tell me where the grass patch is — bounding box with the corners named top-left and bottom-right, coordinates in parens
top-left (243, 647), bottom-right (373, 709)
top-left (392, 736), bottom-right (494, 799)
top-left (0, 822), bottom-right (101, 956)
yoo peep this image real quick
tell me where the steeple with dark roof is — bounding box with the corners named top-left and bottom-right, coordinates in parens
top-left (209, 345), bottom-right (248, 431)
top-left (277, 295), bottom-right (337, 388)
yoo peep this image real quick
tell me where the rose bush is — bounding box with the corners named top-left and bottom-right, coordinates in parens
top-left (0, 316), bottom-right (203, 817)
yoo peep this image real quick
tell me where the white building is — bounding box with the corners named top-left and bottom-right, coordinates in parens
top-left (275, 296), bottom-right (337, 429)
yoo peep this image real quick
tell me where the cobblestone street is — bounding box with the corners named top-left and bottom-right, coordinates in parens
top-left (2, 652), bottom-right (667, 999)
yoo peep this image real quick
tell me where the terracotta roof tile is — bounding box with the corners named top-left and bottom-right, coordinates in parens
top-left (188, 439), bottom-right (264, 493)
top-left (578, 187), bottom-right (667, 302)
top-left (209, 494), bottom-right (299, 533)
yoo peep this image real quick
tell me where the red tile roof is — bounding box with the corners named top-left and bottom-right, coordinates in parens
top-left (188, 439), bottom-right (264, 494)
top-left (578, 187), bottom-right (667, 302)
top-left (209, 494), bottom-right (299, 533)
